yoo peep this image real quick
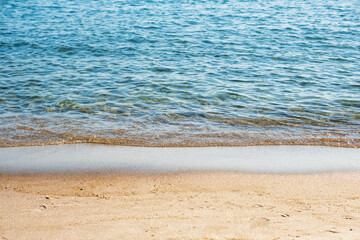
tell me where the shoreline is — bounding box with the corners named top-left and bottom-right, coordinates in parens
top-left (1, 171), bottom-right (360, 239)
top-left (1, 136), bottom-right (360, 148)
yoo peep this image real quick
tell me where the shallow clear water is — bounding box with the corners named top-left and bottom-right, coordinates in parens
top-left (0, 0), bottom-right (359, 147)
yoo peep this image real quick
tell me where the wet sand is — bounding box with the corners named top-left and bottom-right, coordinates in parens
top-left (1, 145), bottom-right (360, 173)
top-left (1, 172), bottom-right (360, 240)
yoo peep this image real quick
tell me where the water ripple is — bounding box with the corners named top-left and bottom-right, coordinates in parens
top-left (0, 0), bottom-right (359, 147)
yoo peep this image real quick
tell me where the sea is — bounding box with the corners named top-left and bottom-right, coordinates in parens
top-left (0, 0), bottom-right (359, 147)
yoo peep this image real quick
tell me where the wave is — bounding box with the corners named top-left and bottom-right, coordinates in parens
top-left (1, 131), bottom-right (359, 148)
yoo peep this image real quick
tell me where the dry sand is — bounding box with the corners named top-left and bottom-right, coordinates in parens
top-left (1, 172), bottom-right (360, 240)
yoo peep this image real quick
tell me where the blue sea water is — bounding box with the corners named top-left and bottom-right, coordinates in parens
top-left (0, 0), bottom-right (359, 147)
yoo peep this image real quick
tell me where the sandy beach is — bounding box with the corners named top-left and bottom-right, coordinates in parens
top-left (1, 172), bottom-right (360, 240)
top-left (2, 0), bottom-right (360, 239)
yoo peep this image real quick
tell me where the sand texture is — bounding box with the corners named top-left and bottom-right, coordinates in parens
top-left (1, 172), bottom-right (360, 240)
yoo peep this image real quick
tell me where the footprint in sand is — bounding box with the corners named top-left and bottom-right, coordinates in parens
top-left (250, 218), bottom-right (270, 228)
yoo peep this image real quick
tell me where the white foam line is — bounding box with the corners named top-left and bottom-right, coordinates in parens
top-left (0, 144), bottom-right (359, 173)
